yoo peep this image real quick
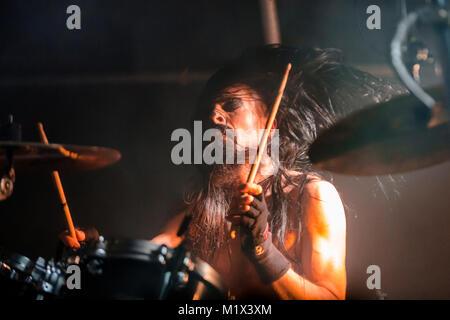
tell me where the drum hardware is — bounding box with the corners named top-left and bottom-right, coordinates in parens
top-left (1, 237), bottom-right (227, 300)
top-left (0, 252), bottom-right (66, 299)
top-left (0, 115), bottom-right (20, 201)
top-left (160, 241), bottom-right (191, 299)
top-left (150, 213), bottom-right (228, 300)
top-left (309, 1), bottom-right (450, 176)
top-left (0, 167), bottom-right (15, 201)
top-left (0, 114), bottom-right (228, 299)
top-left (0, 118), bottom-right (227, 299)
top-left (161, 241), bottom-right (227, 300)
top-left (0, 115), bottom-right (21, 141)
top-left (57, 237), bottom-right (227, 300)
top-left (30, 257), bottom-right (65, 298)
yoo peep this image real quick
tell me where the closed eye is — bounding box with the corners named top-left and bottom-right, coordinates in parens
top-left (221, 98), bottom-right (242, 112)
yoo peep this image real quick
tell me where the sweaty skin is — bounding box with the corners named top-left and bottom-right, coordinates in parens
top-left (153, 85), bottom-right (347, 300)
top-left (271, 180), bottom-right (347, 300)
top-left (152, 179), bottom-right (347, 300)
top-left (61, 85), bottom-right (347, 299)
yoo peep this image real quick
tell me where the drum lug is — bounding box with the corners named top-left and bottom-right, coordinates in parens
top-left (175, 271), bottom-right (189, 288)
top-left (182, 256), bottom-right (195, 272)
top-left (86, 259), bottom-right (103, 276)
top-left (157, 254), bottom-right (166, 265)
top-left (94, 248), bottom-right (106, 257)
top-left (156, 244), bottom-right (169, 265)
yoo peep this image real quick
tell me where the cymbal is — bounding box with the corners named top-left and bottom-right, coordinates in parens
top-left (309, 87), bottom-right (450, 176)
top-left (0, 141), bottom-right (121, 172)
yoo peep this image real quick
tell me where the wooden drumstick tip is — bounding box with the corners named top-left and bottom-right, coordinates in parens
top-left (37, 122), bottom-right (49, 144)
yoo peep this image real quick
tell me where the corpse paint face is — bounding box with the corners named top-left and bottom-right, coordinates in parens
top-left (210, 84), bottom-right (273, 149)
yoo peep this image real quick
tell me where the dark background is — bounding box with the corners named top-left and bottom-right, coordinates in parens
top-left (0, 0), bottom-right (449, 299)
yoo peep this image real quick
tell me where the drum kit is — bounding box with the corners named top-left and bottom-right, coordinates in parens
top-left (1, 1), bottom-right (450, 300)
top-left (1, 95), bottom-right (448, 300)
top-left (0, 237), bottom-right (227, 300)
top-left (0, 117), bottom-right (227, 300)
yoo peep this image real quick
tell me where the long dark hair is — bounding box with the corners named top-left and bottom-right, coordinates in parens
top-left (185, 45), bottom-right (404, 266)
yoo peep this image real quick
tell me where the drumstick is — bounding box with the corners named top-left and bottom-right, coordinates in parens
top-left (37, 122), bottom-right (79, 245)
top-left (247, 63), bottom-right (291, 184)
top-left (230, 63), bottom-right (292, 238)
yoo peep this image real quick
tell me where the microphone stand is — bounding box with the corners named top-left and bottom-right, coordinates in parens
top-left (433, 0), bottom-right (450, 115)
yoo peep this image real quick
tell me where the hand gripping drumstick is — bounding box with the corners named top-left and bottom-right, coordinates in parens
top-left (230, 63), bottom-right (292, 239)
top-left (37, 122), bottom-right (79, 246)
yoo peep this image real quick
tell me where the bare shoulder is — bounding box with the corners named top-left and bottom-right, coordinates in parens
top-left (303, 178), bottom-right (342, 204)
top-left (301, 178), bottom-right (346, 237)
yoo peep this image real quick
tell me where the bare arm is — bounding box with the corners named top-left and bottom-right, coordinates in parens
top-left (151, 211), bottom-right (185, 248)
top-left (271, 180), bottom-right (347, 300)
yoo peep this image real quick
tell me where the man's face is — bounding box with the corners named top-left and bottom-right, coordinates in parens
top-left (210, 84), bottom-right (269, 149)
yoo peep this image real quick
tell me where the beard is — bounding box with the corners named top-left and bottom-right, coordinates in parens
top-left (184, 128), bottom-right (277, 262)
top-left (184, 142), bottom-right (253, 263)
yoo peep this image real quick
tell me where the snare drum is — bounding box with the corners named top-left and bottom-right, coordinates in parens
top-left (65, 238), bottom-right (227, 300)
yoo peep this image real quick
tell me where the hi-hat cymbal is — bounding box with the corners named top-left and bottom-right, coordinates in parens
top-left (0, 141), bottom-right (121, 172)
top-left (309, 87), bottom-right (450, 176)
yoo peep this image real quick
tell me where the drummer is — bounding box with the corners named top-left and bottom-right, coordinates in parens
top-left (61, 45), bottom-right (393, 299)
